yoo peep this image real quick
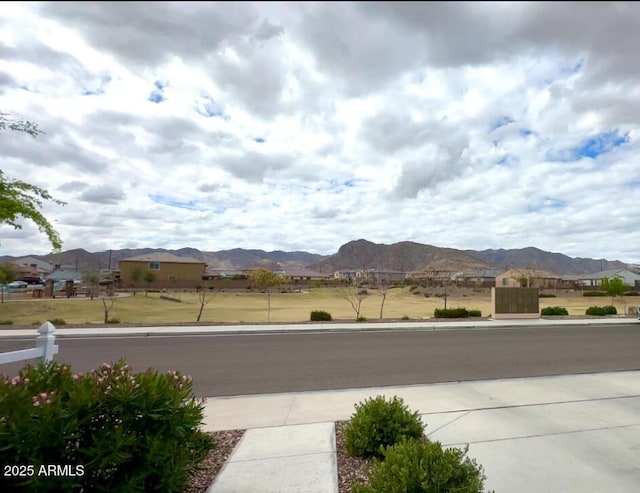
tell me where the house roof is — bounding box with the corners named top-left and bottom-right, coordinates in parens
top-left (278, 268), bottom-right (332, 278)
top-left (499, 268), bottom-right (561, 279)
top-left (119, 253), bottom-right (204, 264)
top-left (45, 269), bottom-right (83, 281)
top-left (578, 269), bottom-right (640, 280)
top-left (461, 269), bottom-right (501, 278)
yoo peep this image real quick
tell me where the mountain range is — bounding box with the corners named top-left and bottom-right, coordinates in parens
top-left (0, 239), bottom-right (634, 276)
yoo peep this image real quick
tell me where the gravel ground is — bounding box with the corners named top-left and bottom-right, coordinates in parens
top-left (182, 423), bottom-right (372, 493)
top-left (183, 430), bottom-right (245, 493)
top-left (335, 421), bottom-right (373, 493)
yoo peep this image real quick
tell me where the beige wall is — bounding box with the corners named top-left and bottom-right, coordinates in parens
top-left (119, 260), bottom-right (206, 288)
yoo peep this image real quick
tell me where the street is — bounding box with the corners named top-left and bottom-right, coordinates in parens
top-left (1, 324), bottom-right (639, 396)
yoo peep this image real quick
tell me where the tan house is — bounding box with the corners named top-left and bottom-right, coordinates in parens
top-left (496, 268), bottom-right (561, 289)
top-left (119, 253), bottom-right (206, 289)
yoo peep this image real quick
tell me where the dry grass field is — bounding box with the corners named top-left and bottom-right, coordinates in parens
top-left (0, 286), bottom-right (636, 326)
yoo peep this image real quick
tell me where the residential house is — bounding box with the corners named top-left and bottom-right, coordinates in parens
top-left (458, 269), bottom-right (501, 287)
top-left (118, 253), bottom-right (207, 289)
top-left (496, 268), bottom-right (561, 289)
top-left (573, 269), bottom-right (640, 288)
top-left (277, 269), bottom-right (333, 282)
top-left (12, 256), bottom-right (54, 276)
top-left (334, 270), bottom-right (359, 282)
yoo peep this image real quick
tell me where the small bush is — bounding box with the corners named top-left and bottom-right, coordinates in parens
top-left (353, 439), bottom-right (487, 493)
top-left (583, 291), bottom-right (607, 297)
top-left (586, 305), bottom-right (618, 317)
top-left (624, 291), bottom-right (640, 296)
top-left (541, 306), bottom-right (569, 316)
top-left (357, 316), bottom-right (367, 322)
top-left (310, 310), bottom-right (332, 321)
top-left (539, 293), bottom-right (557, 298)
top-left (106, 317), bottom-right (121, 324)
top-left (49, 318), bottom-right (66, 326)
top-left (344, 395), bottom-right (424, 459)
top-left (401, 315), bottom-right (410, 320)
top-left (467, 309), bottom-right (482, 317)
top-left (0, 320), bottom-right (13, 325)
top-left (586, 305), bottom-right (617, 316)
top-left (0, 360), bottom-right (214, 492)
top-left (434, 308), bottom-right (474, 318)
top-left (409, 285), bottom-right (418, 292)
top-left (413, 290), bottom-right (422, 295)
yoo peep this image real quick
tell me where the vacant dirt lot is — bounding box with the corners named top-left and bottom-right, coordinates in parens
top-left (0, 286), bottom-right (636, 326)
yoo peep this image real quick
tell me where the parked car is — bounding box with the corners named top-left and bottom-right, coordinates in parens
top-left (7, 280), bottom-right (28, 290)
top-left (18, 276), bottom-right (45, 285)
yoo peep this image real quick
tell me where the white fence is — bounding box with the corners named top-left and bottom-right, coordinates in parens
top-left (0, 321), bottom-right (59, 365)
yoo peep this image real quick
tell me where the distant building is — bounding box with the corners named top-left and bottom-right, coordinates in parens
top-left (496, 268), bottom-right (561, 289)
top-left (572, 269), bottom-right (640, 288)
top-left (118, 253), bottom-right (206, 289)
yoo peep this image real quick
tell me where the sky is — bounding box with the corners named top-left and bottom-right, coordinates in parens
top-left (1, 2), bottom-right (639, 263)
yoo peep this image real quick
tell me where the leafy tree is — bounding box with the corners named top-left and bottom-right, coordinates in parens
top-left (143, 271), bottom-right (156, 297)
top-left (0, 262), bottom-right (18, 303)
top-left (250, 268), bottom-right (283, 322)
top-left (82, 269), bottom-right (101, 300)
top-left (129, 267), bottom-right (143, 292)
top-left (601, 277), bottom-right (626, 306)
top-left (0, 112), bottom-right (65, 251)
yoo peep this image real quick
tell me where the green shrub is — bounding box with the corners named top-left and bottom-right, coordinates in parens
top-left (586, 305), bottom-right (617, 316)
top-left (541, 306), bottom-right (569, 316)
top-left (413, 290), bottom-right (422, 295)
top-left (310, 310), bottom-right (332, 321)
top-left (401, 315), bottom-right (410, 320)
top-left (434, 308), bottom-right (474, 318)
top-left (106, 317), bottom-right (121, 324)
top-left (624, 291), bottom-right (640, 296)
top-left (538, 293), bottom-right (557, 298)
top-left (0, 360), bottom-right (214, 492)
top-left (357, 316), bottom-right (367, 322)
top-left (353, 439), bottom-right (487, 493)
top-left (0, 319), bottom-right (13, 325)
top-left (344, 395), bottom-right (424, 459)
top-left (467, 309), bottom-right (482, 317)
top-left (49, 318), bottom-right (66, 326)
top-left (583, 291), bottom-right (607, 297)
top-left (409, 285), bottom-right (418, 292)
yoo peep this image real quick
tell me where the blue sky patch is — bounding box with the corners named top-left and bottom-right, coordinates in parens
top-left (489, 116), bottom-right (515, 132)
top-left (254, 137), bottom-right (265, 143)
top-left (519, 128), bottom-right (534, 137)
top-left (575, 129), bottom-right (629, 159)
top-left (149, 194), bottom-right (199, 210)
top-left (148, 91), bottom-right (164, 103)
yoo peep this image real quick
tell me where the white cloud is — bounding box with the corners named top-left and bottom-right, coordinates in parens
top-left (1, 2), bottom-right (639, 264)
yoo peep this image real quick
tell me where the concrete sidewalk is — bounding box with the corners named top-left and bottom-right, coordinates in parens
top-left (1, 316), bottom-right (637, 338)
top-left (204, 370), bottom-right (640, 492)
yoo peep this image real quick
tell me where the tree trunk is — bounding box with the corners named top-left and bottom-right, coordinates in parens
top-left (379, 294), bottom-right (386, 319)
top-left (197, 303), bottom-right (205, 322)
top-left (267, 292), bottom-right (271, 322)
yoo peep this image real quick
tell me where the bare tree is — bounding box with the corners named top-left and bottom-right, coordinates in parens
top-left (101, 294), bottom-right (116, 323)
top-left (196, 285), bottom-right (215, 322)
top-left (379, 280), bottom-right (390, 320)
top-left (343, 284), bottom-right (369, 320)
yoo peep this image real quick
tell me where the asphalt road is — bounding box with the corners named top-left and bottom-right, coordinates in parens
top-left (1, 324), bottom-right (639, 396)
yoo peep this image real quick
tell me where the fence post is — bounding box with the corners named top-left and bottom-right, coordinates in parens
top-left (36, 321), bottom-right (59, 363)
